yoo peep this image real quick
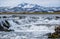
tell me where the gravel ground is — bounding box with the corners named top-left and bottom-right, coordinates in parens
top-left (0, 31), bottom-right (49, 39)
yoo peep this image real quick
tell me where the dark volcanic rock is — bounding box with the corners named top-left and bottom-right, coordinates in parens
top-left (0, 20), bottom-right (13, 31)
top-left (0, 23), bottom-right (5, 31)
top-left (56, 16), bottom-right (60, 19)
top-left (2, 20), bottom-right (10, 28)
top-left (48, 26), bottom-right (60, 38)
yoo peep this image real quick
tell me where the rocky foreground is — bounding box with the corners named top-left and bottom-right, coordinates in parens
top-left (0, 14), bottom-right (60, 39)
top-left (0, 31), bottom-right (49, 39)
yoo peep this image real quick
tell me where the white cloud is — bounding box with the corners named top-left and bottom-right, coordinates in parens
top-left (0, 0), bottom-right (60, 7)
top-left (0, 0), bottom-right (21, 7)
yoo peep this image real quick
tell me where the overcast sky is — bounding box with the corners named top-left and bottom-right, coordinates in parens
top-left (0, 0), bottom-right (60, 7)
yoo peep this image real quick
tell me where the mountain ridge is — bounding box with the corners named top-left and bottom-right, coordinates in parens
top-left (0, 3), bottom-right (60, 12)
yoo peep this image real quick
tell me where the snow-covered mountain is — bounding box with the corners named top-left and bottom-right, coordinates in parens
top-left (0, 3), bottom-right (60, 12)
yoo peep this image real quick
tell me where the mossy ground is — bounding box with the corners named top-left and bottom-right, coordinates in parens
top-left (0, 12), bottom-right (60, 14)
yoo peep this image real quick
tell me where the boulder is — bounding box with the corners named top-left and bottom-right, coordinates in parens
top-left (0, 20), bottom-right (13, 31)
top-left (48, 26), bottom-right (60, 38)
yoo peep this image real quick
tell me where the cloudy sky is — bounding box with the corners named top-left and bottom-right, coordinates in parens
top-left (0, 0), bottom-right (60, 7)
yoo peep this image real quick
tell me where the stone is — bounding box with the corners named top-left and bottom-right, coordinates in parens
top-left (0, 20), bottom-right (13, 32)
top-left (48, 26), bottom-right (60, 38)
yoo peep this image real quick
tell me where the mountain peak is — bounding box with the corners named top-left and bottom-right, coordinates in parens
top-left (17, 3), bottom-right (28, 7)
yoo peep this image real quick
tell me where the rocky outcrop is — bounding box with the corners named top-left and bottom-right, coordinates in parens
top-left (0, 20), bottom-right (13, 31)
top-left (48, 26), bottom-right (60, 38)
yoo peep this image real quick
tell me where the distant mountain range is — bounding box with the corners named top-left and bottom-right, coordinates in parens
top-left (0, 3), bottom-right (60, 12)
